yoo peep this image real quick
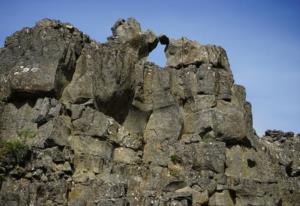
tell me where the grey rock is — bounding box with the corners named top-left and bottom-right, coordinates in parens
top-left (264, 129), bottom-right (295, 142)
top-left (183, 109), bottom-right (215, 135)
top-left (214, 100), bottom-right (249, 142)
top-left (42, 146), bottom-right (65, 163)
top-left (163, 37), bottom-right (231, 72)
top-left (225, 145), bottom-right (277, 182)
top-left (0, 103), bottom-right (38, 144)
top-left (107, 122), bottom-right (143, 150)
top-left (0, 18), bottom-right (89, 100)
top-left (48, 103), bottom-right (62, 117)
top-left (216, 69), bottom-right (233, 100)
top-left (179, 142), bottom-right (226, 174)
top-left (183, 95), bottom-right (216, 113)
top-left (143, 106), bottom-right (182, 165)
top-left (208, 190), bottom-right (234, 206)
top-left (33, 97), bottom-right (62, 125)
top-left (180, 134), bottom-right (202, 144)
top-left (144, 106), bottom-right (182, 143)
top-left (72, 106), bottom-right (111, 137)
top-left (132, 63), bottom-right (176, 111)
top-left (113, 147), bottom-right (140, 164)
top-left (193, 190), bottom-right (209, 205)
top-left (69, 103), bottom-right (85, 120)
top-left (32, 168), bottom-right (43, 179)
top-left (111, 18), bottom-right (142, 42)
top-left (122, 106), bottom-right (150, 135)
top-left (70, 135), bottom-right (113, 177)
top-left (197, 64), bottom-right (218, 95)
top-left (62, 18), bottom-right (158, 123)
top-left (60, 161), bottom-right (72, 173)
top-left (38, 115), bottom-right (71, 148)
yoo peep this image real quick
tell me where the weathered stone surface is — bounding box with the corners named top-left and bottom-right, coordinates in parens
top-left (179, 142), bottom-right (226, 174)
top-left (0, 17), bottom-right (299, 206)
top-left (61, 18), bottom-right (158, 123)
top-left (163, 37), bottom-right (231, 71)
top-left (0, 102), bottom-right (38, 141)
top-left (113, 147), bottom-right (140, 164)
top-left (0, 19), bottom-right (89, 100)
top-left (72, 106), bottom-right (111, 137)
top-left (184, 95), bottom-right (216, 113)
top-left (144, 106), bottom-right (182, 143)
top-left (132, 62), bottom-right (176, 111)
top-left (193, 190), bottom-right (209, 205)
top-left (183, 101), bottom-right (250, 143)
top-left (214, 101), bottom-right (249, 142)
top-left (143, 106), bottom-right (182, 165)
top-left (122, 107), bottom-right (150, 135)
top-left (27, 115), bottom-right (71, 149)
top-left (209, 190), bottom-right (234, 206)
top-left (225, 145), bottom-right (276, 181)
top-left (183, 109), bottom-right (215, 135)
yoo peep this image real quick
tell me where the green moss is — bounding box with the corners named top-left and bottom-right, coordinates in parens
top-left (17, 129), bottom-right (36, 139)
top-left (0, 140), bottom-right (29, 166)
top-left (170, 154), bottom-right (182, 164)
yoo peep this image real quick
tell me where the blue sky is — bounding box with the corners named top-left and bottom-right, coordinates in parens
top-left (0, 0), bottom-right (299, 135)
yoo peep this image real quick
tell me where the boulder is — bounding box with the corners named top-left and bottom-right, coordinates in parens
top-left (0, 19), bottom-right (89, 100)
top-left (163, 37), bottom-right (231, 72)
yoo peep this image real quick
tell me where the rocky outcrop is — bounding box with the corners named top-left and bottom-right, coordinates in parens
top-left (0, 18), bottom-right (299, 206)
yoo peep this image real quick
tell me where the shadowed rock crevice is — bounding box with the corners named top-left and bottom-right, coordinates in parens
top-left (54, 49), bottom-right (79, 98)
top-left (224, 136), bottom-right (253, 148)
top-left (286, 162), bottom-right (300, 177)
top-left (229, 190), bottom-right (237, 204)
top-left (5, 90), bottom-right (56, 107)
top-left (95, 89), bottom-right (135, 124)
top-left (247, 159), bottom-right (256, 168)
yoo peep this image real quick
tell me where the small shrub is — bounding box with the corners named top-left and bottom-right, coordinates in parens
top-left (0, 140), bottom-right (29, 166)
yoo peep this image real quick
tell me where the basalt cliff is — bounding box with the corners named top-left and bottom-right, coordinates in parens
top-left (0, 18), bottom-right (299, 206)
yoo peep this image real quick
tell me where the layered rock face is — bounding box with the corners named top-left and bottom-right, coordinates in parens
top-left (0, 18), bottom-right (299, 206)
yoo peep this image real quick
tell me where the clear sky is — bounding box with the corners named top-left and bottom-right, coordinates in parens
top-left (0, 0), bottom-right (299, 135)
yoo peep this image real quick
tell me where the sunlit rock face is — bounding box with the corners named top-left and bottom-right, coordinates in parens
top-left (0, 18), bottom-right (299, 206)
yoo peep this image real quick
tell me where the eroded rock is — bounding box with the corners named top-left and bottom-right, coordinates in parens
top-left (0, 19), bottom-right (89, 100)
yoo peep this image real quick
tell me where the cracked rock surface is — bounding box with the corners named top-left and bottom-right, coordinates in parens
top-left (0, 18), bottom-right (299, 206)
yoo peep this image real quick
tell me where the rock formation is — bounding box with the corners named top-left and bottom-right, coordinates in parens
top-left (0, 18), bottom-right (299, 206)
